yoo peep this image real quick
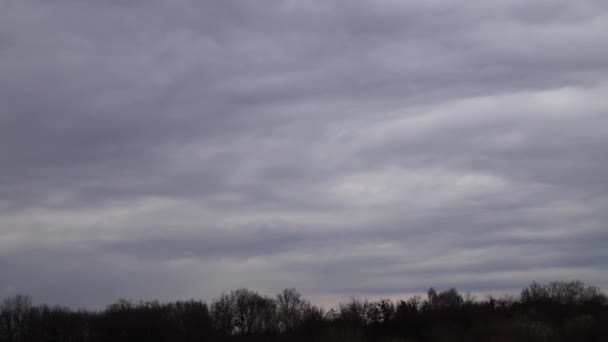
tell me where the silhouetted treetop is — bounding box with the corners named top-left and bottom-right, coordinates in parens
top-left (1, 281), bottom-right (606, 342)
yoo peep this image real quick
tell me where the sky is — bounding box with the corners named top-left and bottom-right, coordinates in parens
top-left (1, 0), bottom-right (608, 309)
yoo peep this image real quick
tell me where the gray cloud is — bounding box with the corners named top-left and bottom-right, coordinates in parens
top-left (1, 0), bottom-right (608, 308)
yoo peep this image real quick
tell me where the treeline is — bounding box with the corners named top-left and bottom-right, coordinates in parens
top-left (1, 281), bottom-right (607, 341)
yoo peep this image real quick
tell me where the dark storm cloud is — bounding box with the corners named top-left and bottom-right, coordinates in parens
top-left (1, 0), bottom-right (608, 307)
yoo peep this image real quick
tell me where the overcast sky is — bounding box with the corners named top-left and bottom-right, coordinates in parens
top-left (1, 0), bottom-right (608, 309)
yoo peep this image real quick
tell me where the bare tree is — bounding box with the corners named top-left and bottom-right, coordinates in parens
top-left (210, 293), bottom-right (235, 336)
top-left (521, 280), bottom-right (607, 305)
top-left (0, 294), bottom-right (32, 342)
top-left (210, 289), bottom-right (278, 336)
top-left (276, 288), bottom-right (308, 332)
top-left (427, 288), bottom-right (463, 309)
top-left (338, 297), bottom-right (373, 328)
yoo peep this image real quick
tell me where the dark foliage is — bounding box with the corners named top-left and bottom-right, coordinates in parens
top-left (1, 281), bottom-right (606, 341)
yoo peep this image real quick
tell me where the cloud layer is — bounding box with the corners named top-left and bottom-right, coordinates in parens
top-left (1, 0), bottom-right (608, 308)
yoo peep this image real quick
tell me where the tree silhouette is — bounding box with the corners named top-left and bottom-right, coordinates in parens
top-left (1, 281), bottom-right (607, 342)
top-left (276, 288), bottom-right (308, 333)
top-left (0, 295), bottom-right (32, 342)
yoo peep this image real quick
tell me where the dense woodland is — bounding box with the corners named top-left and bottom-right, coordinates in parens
top-left (1, 281), bottom-right (606, 341)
